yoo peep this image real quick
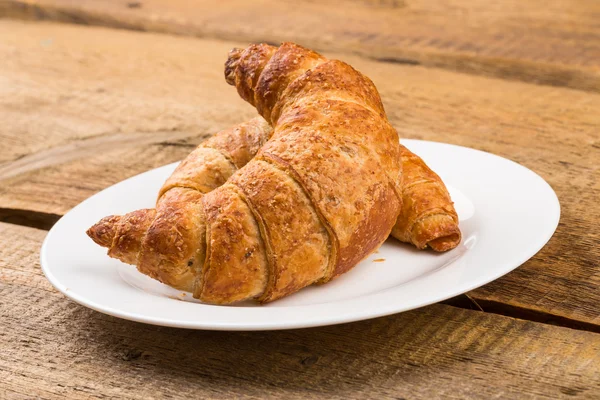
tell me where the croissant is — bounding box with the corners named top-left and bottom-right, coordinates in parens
top-left (88, 43), bottom-right (402, 304)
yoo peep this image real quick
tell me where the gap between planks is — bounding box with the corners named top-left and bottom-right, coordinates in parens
top-left (441, 297), bottom-right (600, 335)
top-left (2, 209), bottom-right (598, 335)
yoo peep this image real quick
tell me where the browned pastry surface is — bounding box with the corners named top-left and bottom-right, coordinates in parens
top-left (159, 117), bottom-right (461, 253)
top-left (391, 145), bottom-right (461, 251)
top-left (159, 117), bottom-right (272, 199)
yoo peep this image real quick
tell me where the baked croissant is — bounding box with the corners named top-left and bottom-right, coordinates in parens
top-left (164, 117), bottom-right (459, 250)
top-left (88, 43), bottom-right (402, 304)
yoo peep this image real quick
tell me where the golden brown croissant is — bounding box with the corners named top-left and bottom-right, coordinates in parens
top-left (88, 43), bottom-right (402, 304)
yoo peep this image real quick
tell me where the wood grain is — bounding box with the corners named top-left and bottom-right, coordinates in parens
top-left (0, 20), bottom-right (598, 328)
top-left (0, 19), bottom-right (256, 166)
top-left (1, 0), bottom-right (600, 92)
top-left (1, 222), bottom-right (599, 399)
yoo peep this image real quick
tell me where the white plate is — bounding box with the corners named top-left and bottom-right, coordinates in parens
top-left (41, 140), bottom-right (559, 331)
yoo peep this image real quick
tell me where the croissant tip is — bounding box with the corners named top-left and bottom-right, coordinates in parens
top-left (224, 47), bottom-right (243, 86)
top-left (427, 231), bottom-right (462, 252)
top-left (86, 215), bottom-right (120, 248)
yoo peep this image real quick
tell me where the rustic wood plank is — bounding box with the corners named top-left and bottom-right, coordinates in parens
top-left (1, 0), bottom-right (599, 92)
top-left (1, 222), bottom-right (599, 399)
top-left (0, 20), bottom-right (599, 328)
top-left (0, 18), bottom-right (259, 168)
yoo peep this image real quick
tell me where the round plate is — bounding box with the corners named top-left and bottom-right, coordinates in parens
top-left (41, 140), bottom-right (560, 330)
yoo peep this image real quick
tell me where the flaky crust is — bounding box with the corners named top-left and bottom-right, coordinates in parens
top-left (138, 187), bottom-right (205, 292)
top-left (200, 183), bottom-right (268, 303)
top-left (390, 144), bottom-right (461, 251)
top-left (88, 43), bottom-right (403, 304)
top-left (230, 43), bottom-right (401, 279)
top-left (159, 117), bottom-right (271, 198)
top-left (230, 159), bottom-right (330, 301)
top-left (88, 118), bottom-right (272, 300)
top-left (158, 118), bottom-right (461, 254)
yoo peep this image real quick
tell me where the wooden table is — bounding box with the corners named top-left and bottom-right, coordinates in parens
top-left (1, 1), bottom-right (599, 398)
